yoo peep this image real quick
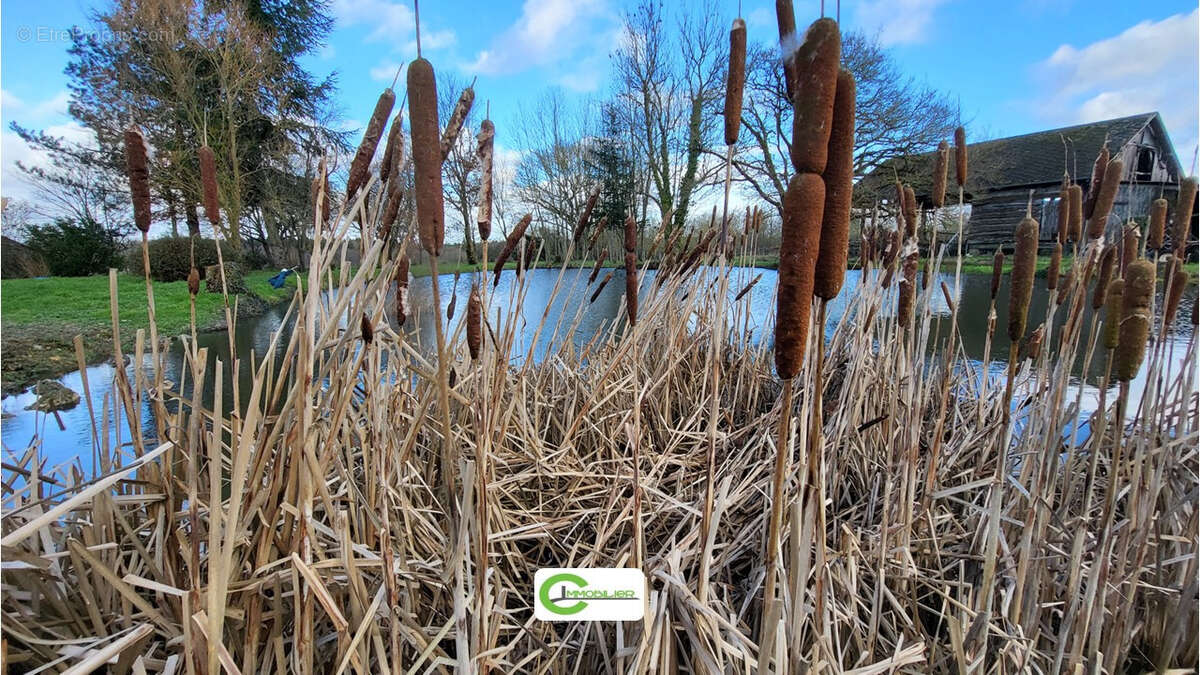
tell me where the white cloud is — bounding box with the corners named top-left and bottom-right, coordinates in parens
top-left (853, 0), bottom-right (951, 46)
top-left (1031, 9), bottom-right (1199, 159)
top-left (332, 0), bottom-right (414, 42)
top-left (2, 89), bottom-right (70, 120)
top-left (467, 0), bottom-right (607, 75)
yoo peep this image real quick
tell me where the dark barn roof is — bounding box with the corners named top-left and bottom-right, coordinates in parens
top-left (859, 112), bottom-right (1181, 204)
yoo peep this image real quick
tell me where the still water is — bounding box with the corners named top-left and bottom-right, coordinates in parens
top-left (3, 266), bottom-right (1195, 474)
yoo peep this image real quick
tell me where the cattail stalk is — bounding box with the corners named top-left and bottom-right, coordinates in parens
top-left (1163, 265), bottom-right (1187, 326)
top-left (1148, 198), bottom-right (1168, 250)
top-left (587, 249), bottom-right (608, 285)
top-left (1092, 245), bottom-right (1116, 310)
top-left (1084, 145), bottom-right (1110, 220)
top-left (724, 18), bottom-right (747, 146)
top-left (466, 285), bottom-right (482, 360)
top-left (477, 119), bottom-right (495, 241)
top-left (1120, 223), bottom-right (1139, 277)
top-left (1174, 176), bottom-right (1197, 253)
top-left (124, 128), bottom-right (152, 234)
top-left (814, 68), bottom-right (855, 300)
top-left (493, 213), bottom-right (532, 285)
top-left (1087, 158), bottom-right (1123, 239)
top-left (897, 241), bottom-right (919, 326)
top-left (347, 88), bottom-right (396, 199)
top-left (440, 85), bottom-right (475, 161)
top-left (379, 113), bottom-right (404, 185)
top-left (624, 215), bottom-right (638, 326)
top-left (1102, 279), bottom-right (1124, 350)
top-left (990, 249), bottom-right (1004, 300)
top-left (788, 18), bottom-right (840, 173)
top-left (1057, 176), bottom-right (1070, 244)
top-left (932, 140), bottom-right (949, 208)
top-left (954, 126), bottom-right (968, 187)
top-left (1114, 260), bottom-right (1154, 381)
top-left (589, 271), bottom-right (614, 303)
top-left (576, 188), bottom-right (600, 241)
top-left (903, 185), bottom-right (918, 239)
top-left (395, 255), bottom-right (410, 326)
top-left (775, 0), bottom-right (799, 101)
top-left (1009, 216), bottom-right (1039, 341)
top-left (775, 173), bottom-right (824, 378)
top-left (409, 60), bottom-right (444, 256)
top-left (1067, 184), bottom-right (1083, 243)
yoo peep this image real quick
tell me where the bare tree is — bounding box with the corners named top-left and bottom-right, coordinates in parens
top-left (733, 31), bottom-right (957, 217)
top-left (612, 0), bottom-right (725, 233)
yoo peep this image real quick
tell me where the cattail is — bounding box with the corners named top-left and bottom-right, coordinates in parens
top-left (310, 158), bottom-right (331, 225)
top-left (493, 213), bottom-right (532, 285)
top-left (814, 68), bottom-right (855, 301)
top-left (1087, 157), bottom-right (1122, 239)
top-left (789, 18), bottom-right (840, 174)
top-left (522, 237), bottom-right (540, 274)
top-left (1115, 260), bottom-right (1154, 381)
top-left (1056, 177), bottom-right (1069, 244)
top-left (734, 273), bottom-right (763, 302)
top-left (590, 271), bottom-right (614, 303)
top-left (1092, 244), bottom-right (1116, 310)
top-left (678, 229), bottom-right (718, 276)
top-left (774, 172), bottom-right (825, 379)
top-left (409, 59), bottom-right (444, 256)
top-left (932, 140), bottom-right (949, 208)
top-left (575, 188), bottom-right (601, 241)
top-left (187, 267), bottom-right (200, 296)
top-left (1067, 184), bottom-right (1083, 243)
top-left (347, 88), bottom-right (396, 199)
top-left (954, 126), bottom-right (967, 187)
top-left (1120, 223), bottom-right (1140, 277)
top-left (467, 285), bottom-right (482, 361)
top-left (990, 249), bottom-right (1004, 300)
top-left (395, 254), bottom-right (410, 326)
top-left (447, 273), bottom-right (460, 319)
top-left (1174, 176), bottom-right (1197, 252)
top-left (198, 145), bottom-right (220, 228)
top-left (587, 216), bottom-right (608, 250)
top-left (381, 181), bottom-right (403, 238)
top-left (724, 18), bottom-right (747, 146)
top-left (894, 182), bottom-right (907, 233)
top-left (440, 85), bottom-right (475, 161)
top-left (1084, 145), bottom-right (1110, 220)
top-left (775, 0), bottom-right (799, 101)
top-left (903, 185), bottom-right (918, 239)
top-left (1023, 323), bottom-right (1044, 361)
top-left (897, 240), bottom-right (919, 326)
top-left (477, 119), bottom-right (495, 240)
top-left (185, 199), bottom-right (200, 236)
top-left (940, 280), bottom-right (955, 314)
top-left (1148, 198), bottom-right (1168, 250)
top-left (1102, 278), bottom-right (1123, 350)
top-left (1059, 265), bottom-right (1075, 303)
top-left (121, 128), bottom-right (152, 234)
top-left (624, 214), bottom-right (637, 254)
top-left (1164, 265), bottom-right (1187, 325)
top-left (624, 252), bottom-right (638, 326)
top-left (361, 312), bottom-right (374, 345)
top-left (380, 113), bottom-right (404, 185)
top-left (1009, 216), bottom-right (1039, 341)
top-left (588, 249), bottom-right (608, 285)
top-left (1048, 242), bottom-right (1062, 290)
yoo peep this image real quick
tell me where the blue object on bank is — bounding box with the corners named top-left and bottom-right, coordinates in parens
top-left (268, 268), bottom-right (294, 289)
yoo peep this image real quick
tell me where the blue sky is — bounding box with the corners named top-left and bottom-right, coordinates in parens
top-left (2, 0), bottom-right (1198, 206)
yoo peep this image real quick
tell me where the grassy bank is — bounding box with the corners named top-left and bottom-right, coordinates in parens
top-left (1, 269), bottom-right (295, 393)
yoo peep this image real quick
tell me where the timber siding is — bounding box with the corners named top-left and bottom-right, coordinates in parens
top-left (859, 112), bottom-right (1187, 253)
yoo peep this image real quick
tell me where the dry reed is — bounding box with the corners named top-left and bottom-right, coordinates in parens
top-left (1048, 241), bottom-right (1062, 290)
top-left (789, 18), bottom-right (840, 173)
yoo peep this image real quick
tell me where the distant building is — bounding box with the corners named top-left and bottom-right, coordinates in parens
top-left (861, 112), bottom-right (1192, 253)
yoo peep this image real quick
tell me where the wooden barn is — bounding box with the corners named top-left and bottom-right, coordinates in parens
top-left (860, 112), bottom-right (1189, 253)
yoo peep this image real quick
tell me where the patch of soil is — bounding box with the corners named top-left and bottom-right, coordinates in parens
top-left (1, 323), bottom-right (112, 395)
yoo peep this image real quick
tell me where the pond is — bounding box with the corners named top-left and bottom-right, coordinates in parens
top-left (3, 265), bottom-right (1195, 475)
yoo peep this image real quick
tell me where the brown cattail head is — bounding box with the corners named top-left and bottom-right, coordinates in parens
top-left (1115, 259), bottom-right (1154, 381)
top-left (185, 198), bottom-right (200, 236)
top-left (1148, 197), bottom-right (1168, 250)
top-left (493, 213), bottom-right (532, 285)
top-left (1174, 176), bottom-right (1198, 252)
top-left (395, 254), bottom-right (410, 326)
top-left (789, 18), bottom-right (840, 174)
top-left (1164, 265), bottom-right (1187, 325)
top-left (347, 88), bottom-right (396, 199)
top-left (903, 185), bottom-right (918, 239)
top-left (197, 145), bottom-right (220, 228)
top-left (897, 239), bottom-right (919, 327)
top-left (408, 59), bottom-right (444, 256)
top-left (894, 182), bottom-right (907, 232)
top-left (590, 270), bottom-right (614, 304)
top-left (1092, 244), bottom-right (1117, 310)
top-left (724, 18), bottom-right (747, 146)
top-left (814, 68), bottom-right (855, 301)
top-left (1087, 157), bottom-right (1123, 239)
top-left (1084, 144), bottom-right (1110, 220)
top-left (1067, 183), bottom-right (1083, 243)
top-left (1057, 177), bottom-right (1070, 244)
top-left (774, 172), bottom-right (825, 379)
top-left (477, 119), bottom-right (495, 240)
top-left (361, 312), bottom-right (374, 345)
top-left (990, 248), bottom-right (1004, 300)
top-left (1102, 278), bottom-right (1124, 350)
top-left (1120, 222), bottom-right (1140, 277)
top-left (381, 181), bottom-right (403, 238)
top-left (1048, 242), bottom-right (1062, 291)
top-left (1009, 216), bottom-right (1039, 341)
top-left (588, 249), bottom-right (608, 285)
top-left (1023, 323), bottom-right (1044, 360)
top-left (775, 0), bottom-right (799, 101)
top-left (587, 215), bottom-right (608, 250)
top-left (734, 273), bottom-right (763, 302)
top-left (522, 236), bottom-right (540, 274)
top-left (187, 266), bottom-right (200, 296)
top-left (122, 128), bottom-right (152, 234)
top-left (440, 85), bottom-right (475, 161)
top-left (624, 251), bottom-right (638, 326)
top-left (932, 140), bottom-right (949, 208)
top-left (575, 187), bottom-right (600, 241)
top-left (467, 285), bottom-right (482, 361)
top-left (380, 112), bottom-right (404, 185)
top-left (447, 274), bottom-right (459, 320)
top-left (954, 126), bottom-right (968, 187)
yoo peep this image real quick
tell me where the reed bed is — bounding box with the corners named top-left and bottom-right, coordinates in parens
top-left (3, 38), bottom-right (1199, 675)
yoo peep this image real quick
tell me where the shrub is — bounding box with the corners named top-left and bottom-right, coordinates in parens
top-left (125, 236), bottom-right (242, 282)
top-left (22, 218), bottom-right (125, 277)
